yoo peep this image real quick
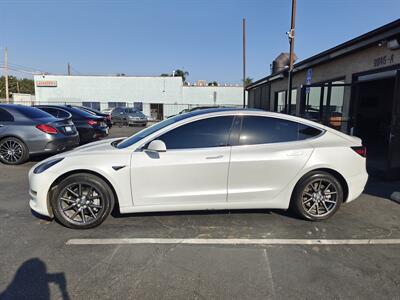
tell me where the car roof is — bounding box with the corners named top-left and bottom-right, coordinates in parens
top-left (179, 108), bottom-right (330, 131)
top-left (36, 104), bottom-right (103, 119)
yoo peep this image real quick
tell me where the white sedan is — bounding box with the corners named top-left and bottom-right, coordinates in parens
top-left (29, 109), bottom-right (368, 229)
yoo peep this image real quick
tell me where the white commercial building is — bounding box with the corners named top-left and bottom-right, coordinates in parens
top-left (34, 75), bottom-right (244, 119)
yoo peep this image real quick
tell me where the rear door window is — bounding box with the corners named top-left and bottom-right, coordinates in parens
top-left (0, 108), bottom-right (14, 122)
top-left (238, 116), bottom-right (322, 145)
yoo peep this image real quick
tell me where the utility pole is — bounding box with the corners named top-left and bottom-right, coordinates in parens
top-left (286, 0), bottom-right (296, 114)
top-left (67, 62), bottom-right (71, 75)
top-left (16, 80), bottom-right (20, 93)
top-left (242, 18), bottom-right (246, 108)
top-left (4, 48), bottom-right (9, 103)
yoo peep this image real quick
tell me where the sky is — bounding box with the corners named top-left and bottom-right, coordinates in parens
top-left (1, 0), bottom-right (400, 84)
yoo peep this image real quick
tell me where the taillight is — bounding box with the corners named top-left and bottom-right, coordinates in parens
top-left (36, 124), bottom-right (58, 134)
top-left (351, 146), bottom-right (367, 157)
top-left (87, 119), bottom-right (98, 126)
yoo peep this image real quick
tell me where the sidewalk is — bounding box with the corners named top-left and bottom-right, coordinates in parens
top-left (364, 178), bottom-right (400, 203)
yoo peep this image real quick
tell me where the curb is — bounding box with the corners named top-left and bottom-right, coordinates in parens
top-left (390, 192), bottom-right (400, 203)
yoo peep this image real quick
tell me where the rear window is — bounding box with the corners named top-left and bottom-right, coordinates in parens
top-left (15, 106), bottom-right (53, 119)
top-left (67, 107), bottom-right (98, 118)
top-left (238, 116), bottom-right (323, 145)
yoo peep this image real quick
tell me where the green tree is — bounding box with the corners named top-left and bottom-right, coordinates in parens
top-left (0, 76), bottom-right (35, 99)
top-left (243, 77), bottom-right (253, 87)
top-left (208, 81), bottom-right (218, 86)
top-left (173, 69), bottom-right (189, 82)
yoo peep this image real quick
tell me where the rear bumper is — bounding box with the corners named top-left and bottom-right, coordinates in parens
top-left (346, 172), bottom-right (369, 202)
top-left (78, 127), bottom-right (109, 144)
top-left (29, 134), bottom-right (80, 155)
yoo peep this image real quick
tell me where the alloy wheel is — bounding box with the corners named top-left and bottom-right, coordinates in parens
top-left (0, 140), bottom-right (23, 163)
top-left (301, 179), bottom-right (338, 217)
top-left (58, 183), bottom-right (104, 224)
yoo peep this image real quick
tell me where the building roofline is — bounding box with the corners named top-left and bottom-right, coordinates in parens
top-left (246, 18), bottom-right (400, 90)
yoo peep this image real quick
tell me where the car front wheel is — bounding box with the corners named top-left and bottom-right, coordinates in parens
top-left (51, 173), bottom-right (114, 229)
top-left (291, 171), bottom-right (343, 221)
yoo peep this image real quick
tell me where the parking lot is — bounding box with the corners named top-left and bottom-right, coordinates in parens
top-left (0, 126), bottom-right (400, 300)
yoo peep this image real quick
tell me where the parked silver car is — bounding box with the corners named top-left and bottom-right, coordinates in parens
top-left (111, 107), bottom-right (148, 126)
top-left (0, 104), bottom-right (79, 165)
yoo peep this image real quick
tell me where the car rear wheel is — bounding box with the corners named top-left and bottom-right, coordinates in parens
top-left (0, 137), bottom-right (29, 165)
top-left (290, 171), bottom-right (343, 221)
top-left (51, 173), bottom-right (114, 229)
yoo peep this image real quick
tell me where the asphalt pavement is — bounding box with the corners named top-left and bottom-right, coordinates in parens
top-left (0, 126), bottom-right (399, 300)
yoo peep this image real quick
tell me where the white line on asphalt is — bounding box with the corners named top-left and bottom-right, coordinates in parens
top-left (66, 238), bottom-right (400, 245)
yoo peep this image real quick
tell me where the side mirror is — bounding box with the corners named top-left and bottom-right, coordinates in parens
top-left (147, 140), bottom-right (167, 152)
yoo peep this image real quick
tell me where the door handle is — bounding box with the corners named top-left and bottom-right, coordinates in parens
top-left (206, 155), bottom-right (223, 160)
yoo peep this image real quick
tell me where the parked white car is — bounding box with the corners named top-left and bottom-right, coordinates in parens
top-left (29, 109), bottom-right (368, 229)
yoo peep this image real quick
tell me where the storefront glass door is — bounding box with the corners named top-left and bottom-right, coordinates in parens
top-left (300, 82), bottom-right (349, 131)
top-left (388, 70), bottom-right (400, 176)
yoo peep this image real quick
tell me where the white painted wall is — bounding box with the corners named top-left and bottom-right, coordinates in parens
top-left (34, 75), bottom-right (183, 105)
top-left (34, 75), bottom-right (245, 119)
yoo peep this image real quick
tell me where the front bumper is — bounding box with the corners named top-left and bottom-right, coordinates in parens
top-left (28, 169), bottom-right (55, 217)
top-left (128, 119), bottom-right (147, 126)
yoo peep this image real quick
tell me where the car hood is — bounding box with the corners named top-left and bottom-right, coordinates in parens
top-left (73, 137), bottom-right (125, 153)
top-left (30, 137), bottom-right (127, 173)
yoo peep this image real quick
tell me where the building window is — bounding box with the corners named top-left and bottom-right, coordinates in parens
top-left (289, 89), bottom-right (297, 115)
top-left (82, 101), bottom-right (101, 110)
top-left (275, 89), bottom-right (297, 115)
top-left (304, 87), bottom-right (322, 121)
top-left (275, 91), bottom-right (286, 113)
top-left (108, 102), bottom-right (126, 108)
top-left (134, 102), bottom-right (143, 111)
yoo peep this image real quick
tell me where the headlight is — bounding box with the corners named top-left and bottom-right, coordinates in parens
top-left (33, 158), bottom-right (64, 174)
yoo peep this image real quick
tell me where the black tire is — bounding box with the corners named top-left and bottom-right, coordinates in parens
top-left (0, 137), bottom-right (29, 165)
top-left (51, 173), bottom-right (114, 229)
top-left (290, 171), bottom-right (343, 221)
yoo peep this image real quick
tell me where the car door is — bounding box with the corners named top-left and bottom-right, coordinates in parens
top-left (130, 115), bottom-right (235, 206)
top-left (111, 108), bottom-right (121, 123)
top-left (227, 115), bottom-right (318, 203)
top-left (0, 108), bottom-right (15, 136)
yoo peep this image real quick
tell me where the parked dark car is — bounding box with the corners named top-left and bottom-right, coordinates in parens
top-left (0, 104), bottom-right (79, 165)
top-left (111, 107), bottom-right (147, 126)
top-left (168, 106), bottom-right (229, 118)
top-left (71, 105), bottom-right (112, 128)
top-left (36, 105), bottom-right (109, 144)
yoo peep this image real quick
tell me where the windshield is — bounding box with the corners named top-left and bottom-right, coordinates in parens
top-left (125, 108), bottom-right (140, 113)
top-left (117, 114), bottom-right (187, 148)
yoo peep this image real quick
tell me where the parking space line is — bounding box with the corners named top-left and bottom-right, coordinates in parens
top-left (66, 238), bottom-right (400, 245)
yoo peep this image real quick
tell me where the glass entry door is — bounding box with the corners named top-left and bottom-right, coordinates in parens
top-left (300, 82), bottom-right (351, 131)
top-left (388, 70), bottom-right (400, 177)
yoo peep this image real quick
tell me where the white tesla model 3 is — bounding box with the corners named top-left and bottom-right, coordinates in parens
top-left (29, 109), bottom-right (368, 229)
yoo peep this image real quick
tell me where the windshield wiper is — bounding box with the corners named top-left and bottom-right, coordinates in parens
top-left (111, 139), bottom-right (124, 148)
